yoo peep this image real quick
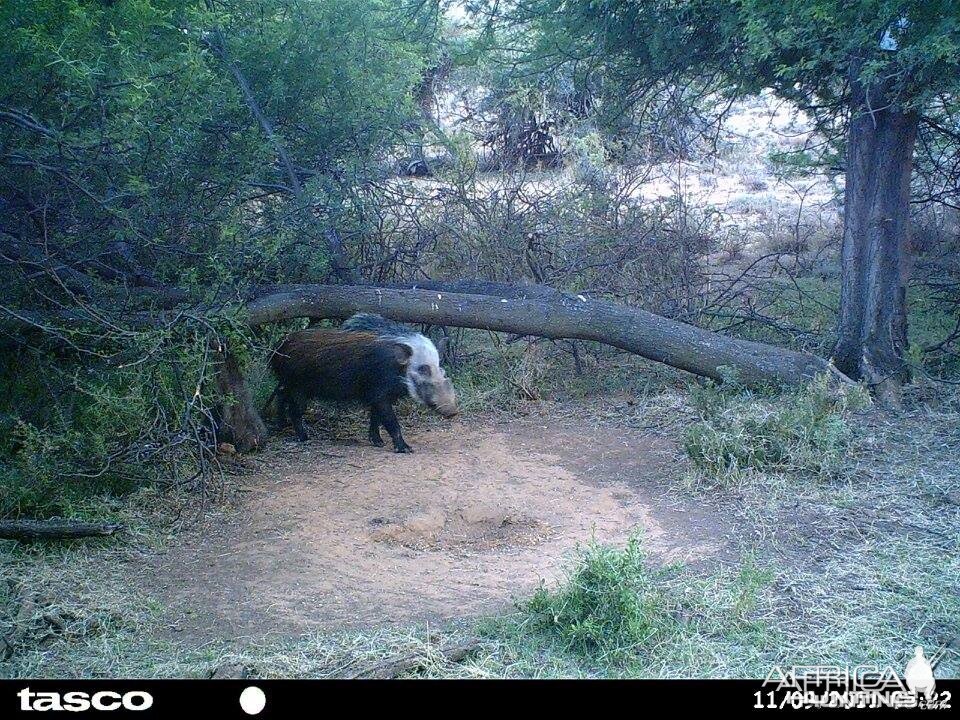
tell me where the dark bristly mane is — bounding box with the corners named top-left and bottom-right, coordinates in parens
top-left (341, 313), bottom-right (413, 338)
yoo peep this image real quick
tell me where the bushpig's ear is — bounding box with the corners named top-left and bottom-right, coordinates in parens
top-left (392, 342), bottom-right (413, 366)
top-left (436, 336), bottom-right (452, 364)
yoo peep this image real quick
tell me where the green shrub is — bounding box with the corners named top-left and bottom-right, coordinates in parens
top-left (0, 325), bottom-right (244, 520)
top-left (682, 374), bottom-right (870, 481)
top-left (524, 536), bottom-right (675, 660)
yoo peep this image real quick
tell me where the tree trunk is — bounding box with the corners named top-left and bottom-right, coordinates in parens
top-left (247, 284), bottom-right (847, 387)
top-left (833, 76), bottom-right (919, 403)
top-left (211, 339), bottom-right (267, 453)
top-left (0, 519), bottom-right (122, 541)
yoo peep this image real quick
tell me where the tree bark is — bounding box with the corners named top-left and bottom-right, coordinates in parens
top-left (211, 339), bottom-right (267, 453)
top-left (832, 73), bottom-right (919, 403)
top-left (0, 519), bottom-right (122, 540)
top-left (247, 284), bottom-right (846, 387)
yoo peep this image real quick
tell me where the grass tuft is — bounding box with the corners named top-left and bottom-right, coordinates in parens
top-left (523, 536), bottom-right (674, 662)
top-left (682, 374), bottom-right (870, 483)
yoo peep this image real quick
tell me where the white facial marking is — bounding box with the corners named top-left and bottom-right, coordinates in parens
top-left (389, 333), bottom-right (441, 403)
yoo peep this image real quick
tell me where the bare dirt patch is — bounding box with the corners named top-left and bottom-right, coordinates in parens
top-left (141, 415), bottom-right (735, 641)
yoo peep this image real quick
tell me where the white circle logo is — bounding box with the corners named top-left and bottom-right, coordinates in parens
top-left (239, 686), bottom-right (266, 715)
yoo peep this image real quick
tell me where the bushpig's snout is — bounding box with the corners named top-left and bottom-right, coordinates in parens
top-left (437, 403), bottom-right (459, 418)
top-left (432, 378), bottom-right (459, 418)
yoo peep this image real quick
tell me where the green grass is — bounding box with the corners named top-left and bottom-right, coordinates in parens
top-left (444, 329), bottom-right (684, 415)
top-left (494, 537), bottom-right (780, 676)
top-left (522, 536), bottom-right (676, 662)
top-left (682, 374), bottom-right (871, 484)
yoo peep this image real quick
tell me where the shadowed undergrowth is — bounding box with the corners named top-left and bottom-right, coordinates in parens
top-left (682, 374), bottom-right (871, 484)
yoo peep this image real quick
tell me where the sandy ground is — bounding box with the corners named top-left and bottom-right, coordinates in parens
top-left (141, 416), bottom-right (735, 641)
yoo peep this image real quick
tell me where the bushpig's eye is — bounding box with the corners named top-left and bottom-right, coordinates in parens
top-left (417, 364), bottom-right (432, 376)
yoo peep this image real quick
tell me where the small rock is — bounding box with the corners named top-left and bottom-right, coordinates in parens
top-left (208, 662), bottom-right (250, 679)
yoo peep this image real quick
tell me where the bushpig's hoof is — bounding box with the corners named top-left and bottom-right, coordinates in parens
top-left (394, 445), bottom-right (414, 454)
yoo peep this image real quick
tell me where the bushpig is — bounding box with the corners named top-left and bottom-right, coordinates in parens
top-left (269, 328), bottom-right (457, 453)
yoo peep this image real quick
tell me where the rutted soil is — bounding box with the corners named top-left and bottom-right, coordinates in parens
top-left (140, 416), bottom-right (736, 640)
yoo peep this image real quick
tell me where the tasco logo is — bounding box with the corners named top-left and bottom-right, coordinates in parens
top-left (18, 688), bottom-right (153, 712)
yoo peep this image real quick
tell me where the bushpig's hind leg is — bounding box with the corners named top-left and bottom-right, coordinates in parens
top-left (375, 401), bottom-right (412, 453)
top-left (285, 393), bottom-right (309, 441)
top-left (368, 406), bottom-right (385, 447)
top-left (274, 387), bottom-right (291, 429)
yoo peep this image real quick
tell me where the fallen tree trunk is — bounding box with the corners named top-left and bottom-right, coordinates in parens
top-left (248, 278), bottom-right (569, 303)
top-left (345, 638), bottom-right (484, 679)
top-left (6, 282), bottom-right (847, 453)
top-left (0, 519), bottom-right (122, 541)
top-left (247, 284), bottom-right (846, 387)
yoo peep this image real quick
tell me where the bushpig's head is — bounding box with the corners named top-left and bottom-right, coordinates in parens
top-left (394, 334), bottom-right (459, 418)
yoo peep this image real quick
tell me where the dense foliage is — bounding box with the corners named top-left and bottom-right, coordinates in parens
top-left (0, 0), bottom-right (434, 516)
top-left (498, 0), bottom-right (960, 115)
top-left (1, 1), bottom-right (958, 518)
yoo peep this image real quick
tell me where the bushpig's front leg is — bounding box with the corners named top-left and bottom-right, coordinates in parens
top-left (367, 406), bottom-right (385, 447)
top-left (375, 401), bottom-right (412, 453)
top-left (285, 393), bottom-right (308, 441)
